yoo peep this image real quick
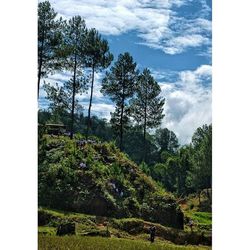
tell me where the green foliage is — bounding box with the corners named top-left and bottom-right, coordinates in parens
top-left (38, 1), bottom-right (64, 96)
top-left (38, 113), bottom-right (212, 198)
top-left (84, 28), bottom-right (113, 137)
top-left (39, 135), bottom-right (183, 228)
top-left (123, 126), bottom-right (159, 165)
top-left (61, 15), bottom-right (89, 138)
top-left (38, 226), bottom-right (57, 236)
top-left (112, 218), bottom-right (144, 234)
top-left (155, 128), bottom-right (179, 155)
top-left (188, 125), bottom-right (212, 196)
top-left (130, 68), bottom-right (165, 160)
top-left (139, 162), bottom-right (151, 175)
top-left (101, 52), bottom-right (138, 150)
top-left (84, 28), bottom-right (113, 70)
top-left (184, 211), bottom-right (212, 232)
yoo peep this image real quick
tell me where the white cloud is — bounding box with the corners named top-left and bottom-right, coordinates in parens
top-left (160, 64), bottom-right (212, 144)
top-left (163, 34), bottom-right (210, 54)
top-left (84, 103), bottom-right (115, 120)
top-left (44, 0), bottom-right (211, 55)
top-left (195, 64), bottom-right (212, 76)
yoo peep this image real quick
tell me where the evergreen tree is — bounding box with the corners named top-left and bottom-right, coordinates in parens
top-left (176, 146), bottom-right (192, 195)
top-left (190, 124), bottom-right (212, 201)
top-left (43, 82), bottom-right (69, 123)
top-left (84, 28), bottom-right (113, 138)
top-left (38, 1), bottom-right (63, 98)
top-left (101, 52), bottom-right (138, 150)
top-left (43, 77), bottom-right (86, 125)
top-left (63, 16), bottom-right (88, 139)
top-left (130, 68), bottom-right (165, 160)
top-left (155, 128), bottom-right (179, 155)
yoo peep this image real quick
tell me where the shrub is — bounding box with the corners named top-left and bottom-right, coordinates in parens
top-left (38, 209), bottom-right (54, 226)
top-left (56, 222), bottom-right (76, 236)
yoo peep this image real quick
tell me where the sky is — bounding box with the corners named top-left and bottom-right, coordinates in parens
top-left (39, 0), bottom-right (212, 145)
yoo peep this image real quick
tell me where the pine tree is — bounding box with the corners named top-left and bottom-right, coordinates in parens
top-left (155, 128), bottom-right (179, 155)
top-left (130, 68), bottom-right (165, 160)
top-left (101, 52), bottom-right (138, 150)
top-left (84, 28), bottom-right (113, 138)
top-left (38, 1), bottom-right (63, 98)
top-left (190, 124), bottom-right (212, 201)
top-left (63, 16), bottom-right (88, 139)
top-left (43, 77), bottom-right (87, 125)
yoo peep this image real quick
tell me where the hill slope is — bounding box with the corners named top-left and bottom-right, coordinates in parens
top-left (38, 135), bottom-right (183, 229)
top-left (38, 208), bottom-right (211, 246)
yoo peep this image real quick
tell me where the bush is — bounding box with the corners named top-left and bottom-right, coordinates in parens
top-left (56, 222), bottom-right (76, 236)
top-left (38, 209), bottom-right (55, 226)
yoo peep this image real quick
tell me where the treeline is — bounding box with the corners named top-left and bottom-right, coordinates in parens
top-left (38, 1), bottom-right (211, 198)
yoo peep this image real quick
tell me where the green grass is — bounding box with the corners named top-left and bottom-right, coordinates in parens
top-left (38, 235), bottom-right (211, 250)
top-left (185, 211), bottom-right (211, 225)
top-left (191, 212), bottom-right (211, 225)
top-left (184, 211), bottom-right (212, 232)
top-left (39, 208), bottom-right (212, 246)
top-left (38, 226), bottom-right (57, 236)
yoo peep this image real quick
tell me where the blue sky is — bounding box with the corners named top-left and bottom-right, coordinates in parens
top-left (39, 0), bottom-right (212, 144)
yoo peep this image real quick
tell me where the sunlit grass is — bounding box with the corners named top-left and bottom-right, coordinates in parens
top-left (38, 235), bottom-right (211, 250)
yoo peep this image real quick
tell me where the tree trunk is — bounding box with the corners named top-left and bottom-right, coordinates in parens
top-left (38, 56), bottom-right (43, 99)
top-left (38, 31), bottom-right (45, 99)
top-left (119, 67), bottom-right (125, 151)
top-left (206, 188), bottom-right (211, 204)
top-left (86, 64), bottom-right (95, 139)
top-left (70, 53), bottom-right (77, 139)
top-left (143, 106), bottom-right (147, 162)
top-left (120, 100), bottom-right (124, 151)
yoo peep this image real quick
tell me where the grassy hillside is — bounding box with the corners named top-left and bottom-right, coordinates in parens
top-left (38, 235), bottom-right (211, 250)
top-left (38, 135), bottom-right (183, 228)
top-left (179, 193), bottom-right (212, 232)
top-left (38, 208), bottom-right (211, 246)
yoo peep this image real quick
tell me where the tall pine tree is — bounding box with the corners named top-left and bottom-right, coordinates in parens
top-left (38, 1), bottom-right (63, 98)
top-left (101, 52), bottom-right (138, 150)
top-left (130, 68), bottom-right (165, 160)
top-left (84, 28), bottom-right (113, 138)
top-left (63, 16), bottom-right (88, 139)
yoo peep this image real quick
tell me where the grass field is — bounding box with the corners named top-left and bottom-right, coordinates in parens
top-left (38, 235), bottom-right (211, 250)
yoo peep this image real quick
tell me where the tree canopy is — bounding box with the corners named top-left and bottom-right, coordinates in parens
top-left (101, 52), bottom-right (138, 150)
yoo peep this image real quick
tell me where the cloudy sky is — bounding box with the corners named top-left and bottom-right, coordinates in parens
top-left (39, 0), bottom-right (212, 145)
